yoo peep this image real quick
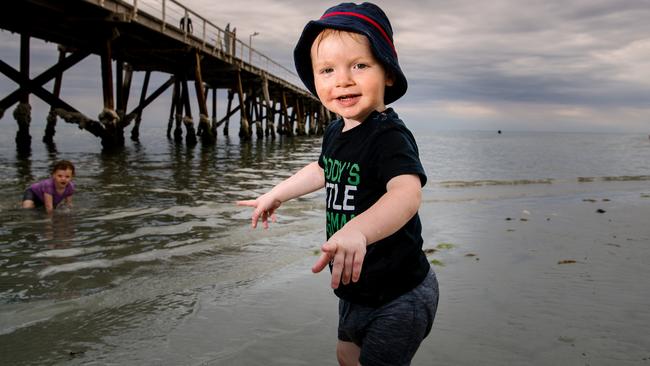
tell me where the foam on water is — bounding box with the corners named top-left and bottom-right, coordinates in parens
top-left (87, 208), bottom-right (161, 221)
top-left (108, 220), bottom-right (220, 241)
top-left (32, 244), bottom-right (129, 258)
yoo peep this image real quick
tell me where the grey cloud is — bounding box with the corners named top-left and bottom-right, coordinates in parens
top-left (391, 0), bottom-right (650, 115)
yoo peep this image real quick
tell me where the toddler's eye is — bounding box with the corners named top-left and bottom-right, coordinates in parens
top-left (354, 63), bottom-right (368, 70)
top-left (320, 67), bottom-right (334, 74)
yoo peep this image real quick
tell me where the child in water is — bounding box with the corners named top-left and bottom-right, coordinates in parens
top-left (238, 3), bottom-right (438, 365)
top-left (22, 160), bottom-right (76, 214)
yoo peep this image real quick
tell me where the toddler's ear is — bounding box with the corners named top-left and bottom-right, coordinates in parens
top-left (385, 71), bottom-right (395, 87)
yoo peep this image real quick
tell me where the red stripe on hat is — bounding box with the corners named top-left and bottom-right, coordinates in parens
top-left (320, 11), bottom-right (397, 56)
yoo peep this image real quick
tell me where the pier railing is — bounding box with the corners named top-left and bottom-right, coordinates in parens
top-left (111, 0), bottom-right (303, 88)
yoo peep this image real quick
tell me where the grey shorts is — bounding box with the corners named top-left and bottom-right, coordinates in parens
top-left (338, 269), bottom-right (439, 366)
top-left (22, 188), bottom-right (43, 207)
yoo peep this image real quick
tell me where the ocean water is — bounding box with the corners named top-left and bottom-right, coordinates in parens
top-left (421, 130), bottom-right (650, 184)
top-left (1, 120), bottom-right (649, 365)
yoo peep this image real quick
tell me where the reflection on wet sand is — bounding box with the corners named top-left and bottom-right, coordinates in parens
top-left (43, 212), bottom-right (76, 249)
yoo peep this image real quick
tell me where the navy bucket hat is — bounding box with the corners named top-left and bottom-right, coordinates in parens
top-left (293, 2), bottom-right (408, 105)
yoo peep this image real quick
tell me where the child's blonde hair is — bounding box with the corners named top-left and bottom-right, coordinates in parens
top-left (313, 28), bottom-right (367, 52)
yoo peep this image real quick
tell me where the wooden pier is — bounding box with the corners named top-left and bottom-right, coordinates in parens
top-left (0, 0), bottom-right (328, 150)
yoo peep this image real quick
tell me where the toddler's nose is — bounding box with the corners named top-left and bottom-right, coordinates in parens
top-left (335, 70), bottom-right (354, 88)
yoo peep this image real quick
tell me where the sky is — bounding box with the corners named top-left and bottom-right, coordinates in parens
top-left (1, 0), bottom-right (650, 133)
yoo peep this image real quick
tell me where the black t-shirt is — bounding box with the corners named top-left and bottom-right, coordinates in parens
top-left (318, 108), bottom-right (430, 307)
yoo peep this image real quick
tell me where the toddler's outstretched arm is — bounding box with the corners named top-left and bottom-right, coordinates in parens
top-left (43, 193), bottom-right (55, 214)
top-left (237, 162), bottom-right (325, 229)
top-left (312, 174), bottom-right (422, 289)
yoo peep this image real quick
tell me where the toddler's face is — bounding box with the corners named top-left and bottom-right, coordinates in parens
top-left (311, 30), bottom-right (393, 126)
top-left (52, 168), bottom-right (73, 190)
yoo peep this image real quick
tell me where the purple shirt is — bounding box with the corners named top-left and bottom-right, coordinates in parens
top-left (30, 178), bottom-right (76, 207)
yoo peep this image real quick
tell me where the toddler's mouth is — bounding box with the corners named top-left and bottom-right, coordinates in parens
top-left (337, 94), bottom-right (360, 100)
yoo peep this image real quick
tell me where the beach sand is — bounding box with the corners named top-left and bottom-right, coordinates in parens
top-left (53, 182), bottom-right (650, 365)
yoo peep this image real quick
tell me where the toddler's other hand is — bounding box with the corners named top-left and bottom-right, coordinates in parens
top-left (236, 193), bottom-right (282, 229)
top-left (312, 228), bottom-right (367, 289)
top-left (56, 202), bottom-right (72, 212)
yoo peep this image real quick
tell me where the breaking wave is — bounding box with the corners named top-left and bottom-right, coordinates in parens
top-left (438, 175), bottom-right (650, 188)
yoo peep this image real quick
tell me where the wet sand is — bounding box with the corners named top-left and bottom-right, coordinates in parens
top-left (415, 185), bottom-right (650, 365)
top-left (79, 182), bottom-right (649, 366)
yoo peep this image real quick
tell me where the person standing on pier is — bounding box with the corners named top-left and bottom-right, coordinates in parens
top-left (180, 14), bottom-right (193, 34)
top-left (22, 160), bottom-right (76, 214)
top-left (237, 3), bottom-right (438, 365)
top-left (224, 23), bottom-right (231, 54)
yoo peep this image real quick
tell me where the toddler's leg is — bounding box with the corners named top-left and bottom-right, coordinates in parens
top-left (337, 271), bottom-right (439, 366)
top-left (359, 271), bottom-right (438, 366)
top-left (21, 188), bottom-right (36, 209)
top-left (337, 340), bottom-right (361, 366)
top-left (22, 200), bottom-right (35, 209)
